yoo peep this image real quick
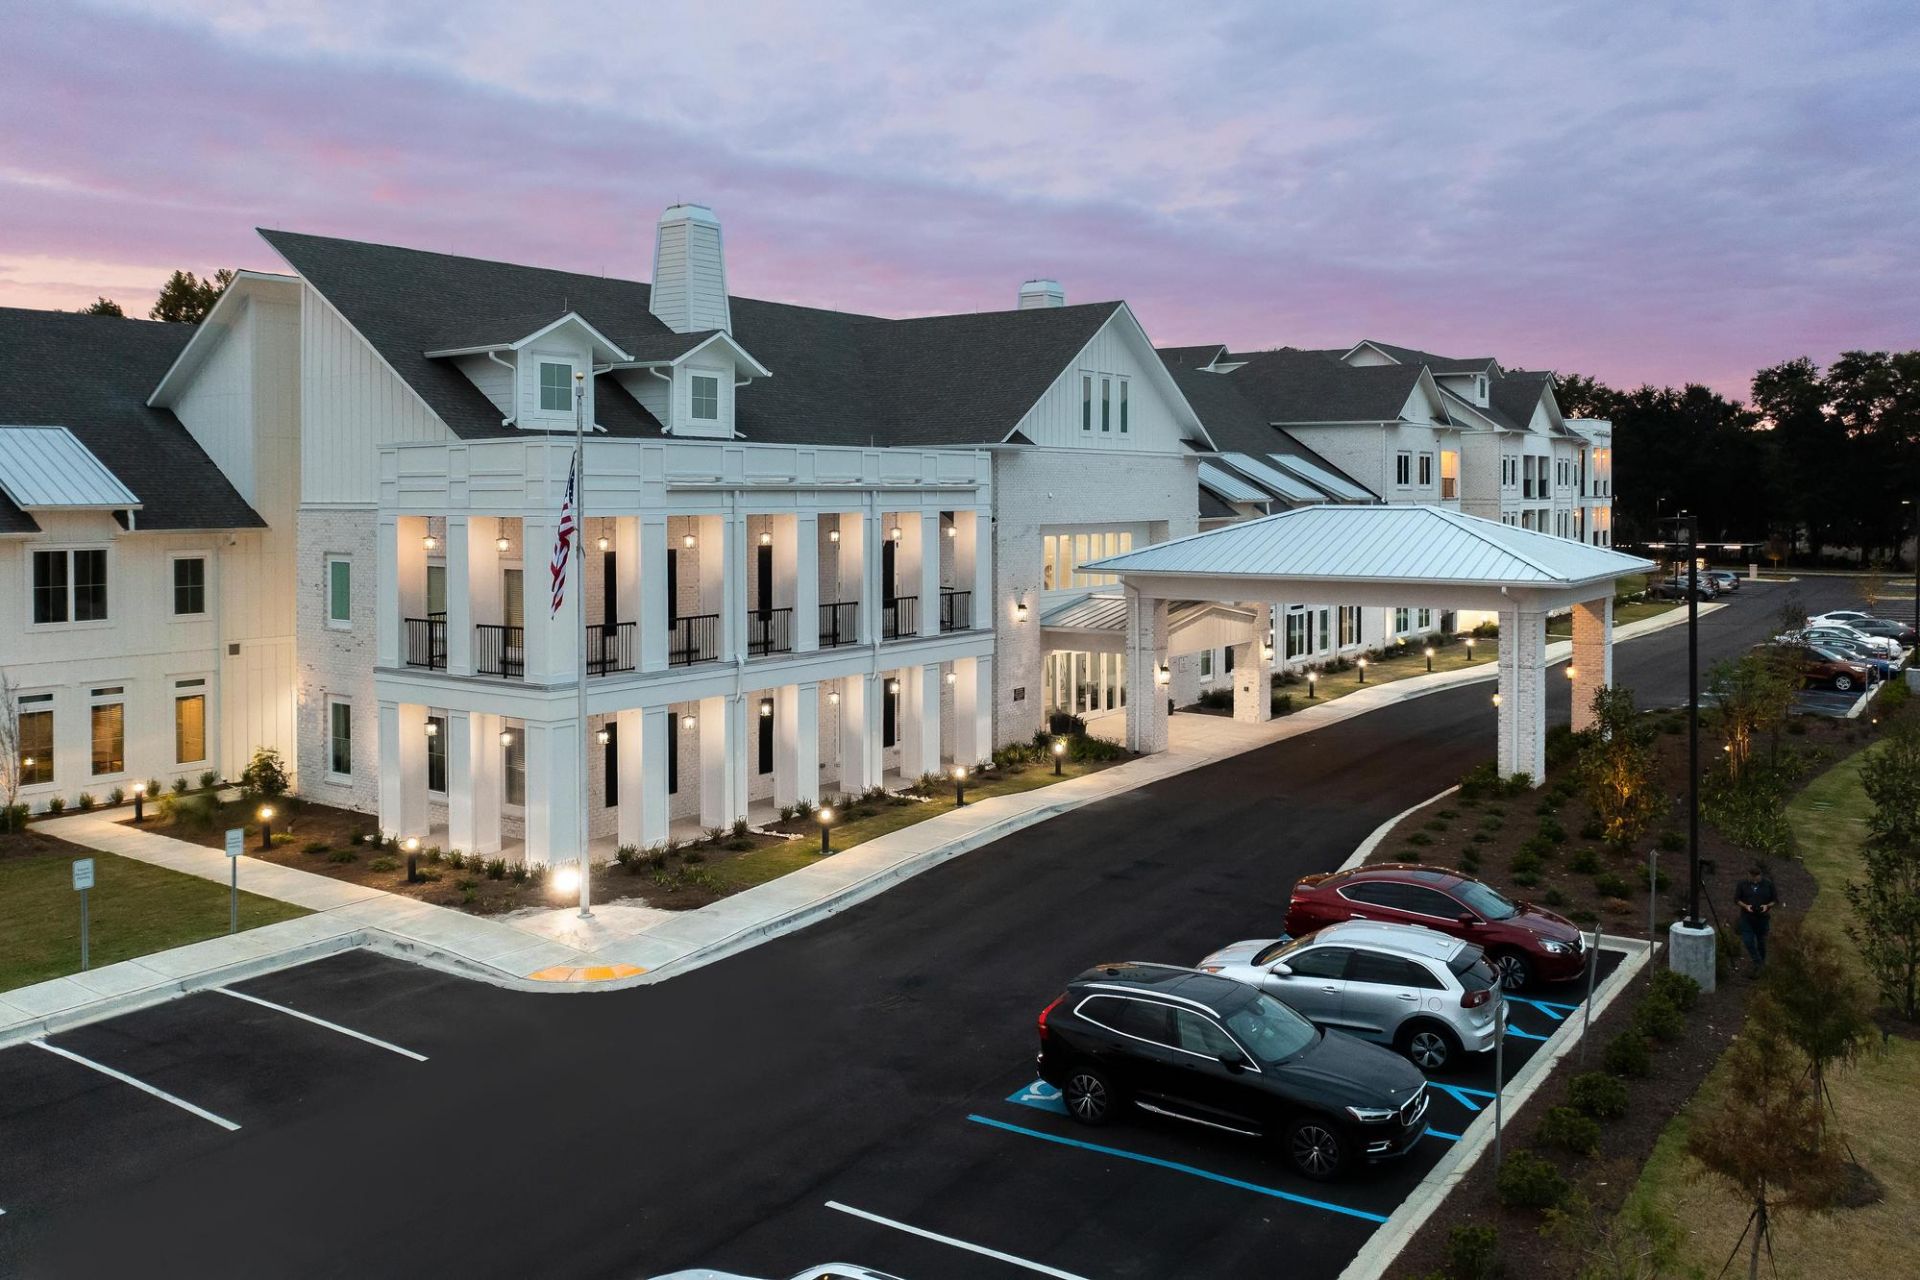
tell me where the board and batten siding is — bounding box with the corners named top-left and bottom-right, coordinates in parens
top-left (454, 352), bottom-right (514, 422)
top-left (1010, 313), bottom-right (1202, 453)
top-left (299, 284), bottom-right (449, 506)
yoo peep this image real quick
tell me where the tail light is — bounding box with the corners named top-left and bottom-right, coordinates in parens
top-left (1037, 994), bottom-right (1065, 1041)
top-left (1461, 987), bottom-right (1492, 1009)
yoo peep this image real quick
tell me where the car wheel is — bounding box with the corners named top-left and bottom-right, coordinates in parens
top-left (1286, 1116), bottom-right (1348, 1181)
top-left (1063, 1065), bottom-right (1117, 1126)
top-left (1494, 951), bottom-right (1532, 991)
top-left (1398, 1022), bottom-right (1458, 1072)
top-left (1834, 674), bottom-right (1855, 692)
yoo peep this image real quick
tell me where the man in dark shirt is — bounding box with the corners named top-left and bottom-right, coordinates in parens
top-left (1735, 863), bottom-right (1779, 971)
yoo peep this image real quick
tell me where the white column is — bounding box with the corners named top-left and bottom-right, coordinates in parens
top-left (915, 512), bottom-right (942, 637)
top-left (774, 683), bottom-right (821, 808)
top-left (468, 712), bottom-right (503, 854)
top-left (1497, 606), bottom-right (1548, 785)
top-left (376, 516), bottom-right (400, 668)
top-left (638, 706), bottom-right (670, 848)
top-left (956, 509), bottom-right (991, 630)
top-left (792, 513), bottom-right (820, 652)
top-left (724, 512), bottom-right (749, 661)
top-left (838, 511), bottom-right (871, 644)
top-left (838, 673), bottom-right (880, 795)
top-left (521, 514), bottom-right (578, 684)
top-left (1570, 596), bottom-right (1614, 734)
top-left (447, 709), bottom-right (477, 850)
top-left (698, 695), bottom-right (746, 828)
top-left (639, 514), bottom-right (668, 672)
top-left (397, 702), bottom-right (429, 837)
top-left (615, 707), bottom-right (647, 850)
top-left (953, 655), bottom-right (993, 765)
top-left (1233, 604), bottom-right (1274, 724)
top-left (445, 517), bottom-right (474, 676)
top-left (902, 663), bottom-right (943, 779)
top-left (377, 699), bottom-right (402, 835)
top-left (523, 717), bottom-right (582, 867)
top-left (862, 509), bottom-right (885, 643)
top-left (1124, 590), bottom-right (1170, 754)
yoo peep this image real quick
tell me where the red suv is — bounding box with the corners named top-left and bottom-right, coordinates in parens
top-left (1286, 865), bottom-right (1587, 990)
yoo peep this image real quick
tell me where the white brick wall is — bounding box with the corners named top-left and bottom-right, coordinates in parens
top-left (295, 506), bottom-right (380, 815)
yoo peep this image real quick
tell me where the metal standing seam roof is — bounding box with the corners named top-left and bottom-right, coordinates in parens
top-left (1083, 505), bottom-right (1653, 587)
top-left (1041, 593), bottom-right (1258, 632)
top-left (1218, 452), bottom-right (1328, 503)
top-left (0, 426), bottom-right (142, 509)
top-left (1196, 461), bottom-right (1272, 505)
top-left (1267, 452), bottom-right (1374, 503)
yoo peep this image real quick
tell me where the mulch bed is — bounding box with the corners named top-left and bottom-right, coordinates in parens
top-left (108, 797), bottom-right (789, 915)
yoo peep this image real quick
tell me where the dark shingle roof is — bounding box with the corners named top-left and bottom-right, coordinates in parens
top-left (1164, 365), bottom-right (1377, 502)
top-left (0, 309), bottom-right (264, 532)
top-left (1157, 343), bottom-right (1228, 369)
top-left (1352, 339), bottom-right (1497, 375)
top-left (1491, 370), bottom-right (1555, 434)
top-left (262, 230), bottom-right (1123, 449)
top-left (1226, 349), bottom-right (1430, 424)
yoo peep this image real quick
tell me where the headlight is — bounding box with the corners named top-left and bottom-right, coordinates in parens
top-left (1345, 1105), bottom-right (1396, 1123)
top-left (1540, 939), bottom-right (1572, 954)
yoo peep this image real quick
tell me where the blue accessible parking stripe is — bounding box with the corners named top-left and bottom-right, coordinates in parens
top-left (1503, 1025), bottom-right (1549, 1042)
top-left (966, 1113), bottom-right (1391, 1225)
top-left (1431, 1083), bottom-right (1497, 1111)
top-left (1505, 995), bottom-right (1577, 1020)
top-left (1007, 1080), bottom-right (1070, 1116)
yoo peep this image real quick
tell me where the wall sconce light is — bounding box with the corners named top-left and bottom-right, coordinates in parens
top-left (1492, 692), bottom-right (1503, 707)
top-left (1014, 599), bottom-right (1029, 622)
top-left (760, 698), bottom-right (774, 718)
top-left (1565, 665), bottom-right (1578, 680)
top-left (945, 670), bottom-right (957, 685)
top-left (422, 534), bottom-right (438, 551)
top-left (759, 531), bottom-right (772, 546)
top-left (887, 678), bottom-right (900, 694)
top-left (496, 536), bottom-right (512, 553)
top-left (827, 689), bottom-right (841, 706)
top-left (1155, 664), bottom-right (1171, 687)
top-left (596, 728), bottom-right (611, 745)
top-left (500, 730), bottom-right (515, 747)
top-left (1262, 643), bottom-right (1274, 662)
top-left (424, 721), bottom-right (438, 738)
top-left (681, 712), bottom-right (697, 730)
top-left (945, 524), bottom-right (957, 539)
top-left (888, 525), bottom-right (902, 542)
top-left (683, 533), bottom-right (697, 549)
top-left (597, 535), bottom-right (611, 552)
top-left (828, 528), bottom-right (841, 544)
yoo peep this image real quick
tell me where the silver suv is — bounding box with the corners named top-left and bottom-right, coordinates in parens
top-left (1198, 921), bottom-right (1503, 1072)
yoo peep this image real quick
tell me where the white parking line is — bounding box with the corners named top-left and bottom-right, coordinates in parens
top-left (30, 1040), bottom-right (240, 1132)
top-left (824, 1201), bottom-right (1090, 1279)
top-left (212, 987), bottom-right (428, 1062)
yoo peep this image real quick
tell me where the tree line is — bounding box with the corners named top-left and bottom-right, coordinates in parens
top-left (1559, 353), bottom-right (1920, 565)
top-left (79, 267), bottom-right (235, 325)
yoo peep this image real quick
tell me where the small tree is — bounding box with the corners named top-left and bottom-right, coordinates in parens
top-left (0, 669), bottom-right (20, 832)
top-left (150, 268), bottom-right (234, 324)
top-left (1776, 589), bottom-right (1809, 636)
top-left (238, 747), bottom-right (290, 802)
top-left (1846, 725), bottom-right (1920, 1019)
top-left (1761, 922), bottom-right (1878, 1137)
top-left (1578, 685), bottom-right (1661, 849)
top-left (78, 296), bottom-right (124, 317)
top-left (1708, 651), bottom-right (1796, 780)
top-left (1686, 999), bottom-right (1846, 1280)
top-left (1860, 565), bottom-right (1889, 611)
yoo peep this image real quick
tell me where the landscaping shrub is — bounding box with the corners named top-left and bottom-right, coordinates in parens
top-left (1469, 832), bottom-right (1492, 845)
top-left (107, 787), bottom-right (125, 806)
top-left (1544, 888), bottom-right (1567, 907)
top-left (1270, 692), bottom-right (1294, 717)
top-left (1603, 1031), bottom-right (1652, 1077)
top-left (328, 849), bottom-right (357, 864)
top-left (0, 803), bottom-right (28, 832)
top-left (1196, 688), bottom-right (1232, 710)
top-left (446, 849), bottom-right (465, 868)
top-left (1568, 1070), bottom-right (1629, 1120)
top-left (615, 845), bottom-right (638, 867)
top-left (239, 747), bottom-right (291, 801)
top-left (1517, 834), bottom-right (1553, 860)
top-left (1633, 993), bottom-right (1686, 1043)
top-left (1648, 969), bottom-right (1701, 1011)
top-left (199, 769), bottom-right (220, 791)
top-left (1656, 829), bottom-right (1684, 853)
top-left (350, 831), bottom-right (366, 846)
top-left (484, 857), bottom-right (507, 880)
top-left (1510, 849), bottom-right (1543, 876)
top-left (368, 856), bottom-right (399, 873)
top-left (1579, 818), bottom-right (1605, 841)
top-left (1512, 870), bottom-right (1541, 888)
top-left (1442, 1223), bottom-right (1503, 1280)
top-left (1593, 871), bottom-right (1633, 898)
top-left (1545, 723), bottom-right (1580, 771)
top-left (1070, 733), bottom-right (1127, 763)
top-left (1538, 817), bottom-right (1566, 844)
top-left (683, 849), bottom-right (706, 865)
top-left (1399, 848), bottom-right (1424, 863)
top-left (1569, 848), bottom-right (1601, 874)
top-left (1048, 712), bottom-right (1088, 737)
top-left (726, 837), bottom-right (754, 851)
top-left (144, 777), bottom-right (164, 800)
top-left (1424, 818), bottom-right (1449, 833)
top-left (1494, 1150), bottom-right (1568, 1210)
top-left (301, 841), bottom-right (330, 855)
top-left (1407, 831), bottom-right (1434, 847)
top-left (1459, 852), bottom-right (1483, 873)
top-left (1539, 1105), bottom-right (1601, 1156)
top-left (509, 862), bottom-right (530, 884)
top-left (171, 777), bottom-right (190, 795)
top-left (76, 793), bottom-right (96, 812)
top-left (1436, 808), bottom-right (1458, 820)
top-left (172, 792), bottom-right (218, 829)
top-left (730, 818), bottom-right (750, 839)
top-left (1459, 760), bottom-right (1504, 800)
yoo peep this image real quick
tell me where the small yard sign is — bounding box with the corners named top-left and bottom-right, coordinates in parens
top-left (224, 828), bottom-right (244, 859)
top-left (71, 858), bottom-right (95, 891)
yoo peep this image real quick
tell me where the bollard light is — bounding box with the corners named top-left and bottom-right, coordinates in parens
top-left (1307, 671), bottom-right (1318, 699)
top-left (953, 765), bottom-right (968, 807)
top-left (1053, 738), bottom-right (1066, 775)
top-left (258, 804), bottom-right (276, 851)
top-left (553, 864), bottom-right (581, 895)
top-left (132, 781), bottom-right (147, 824)
top-left (1425, 645), bottom-right (1434, 672)
top-left (1357, 657), bottom-right (1368, 684)
top-left (1466, 637), bottom-right (1476, 658)
top-left (818, 805), bottom-right (835, 854)
top-left (403, 836), bottom-right (419, 853)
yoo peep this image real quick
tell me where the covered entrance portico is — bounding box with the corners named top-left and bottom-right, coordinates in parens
top-left (1086, 506), bottom-right (1655, 784)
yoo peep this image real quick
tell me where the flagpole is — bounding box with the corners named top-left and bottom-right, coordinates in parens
top-left (574, 371), bottom-right (593, 919)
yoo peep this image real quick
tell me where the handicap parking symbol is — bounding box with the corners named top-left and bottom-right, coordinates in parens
top-left (1006, 1079), bottom-right (1069, 1116)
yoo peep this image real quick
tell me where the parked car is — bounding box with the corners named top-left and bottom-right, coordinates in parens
top-left (1804, 636), bottom-right (1892, 681)
top-left (1820, 614), bottom-right (1917, 646)
top-left (651, 1268), bottom-right (903, 1280)
top-left (1706, 569), bottom-right (1741, 592)
top-left (1777, 625), bottom-right (1900, 661)
top-left (1648, 575), bottom-right (1716, 601)
top-left (1760, 642), bottom-right (1872, 693)
top-left (1285, 864), bottom-right (1587, 989)
top-left (1035, 962), bottom-right (1429, 1179)
top-left (1196, 921), bottom-right (1502, 1071)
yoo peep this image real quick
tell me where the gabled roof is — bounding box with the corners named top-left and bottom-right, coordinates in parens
top-left (261, 229), bottom-right (1137, 450)
top-left (1156, 343), bottom-right (1229, 369)
top-left (0, 309), bottom-right (264, 534)
top-left (1491, 370), bottom-right (1574, 437)
top-left (1228, 350), bottom-right (1443, 425)
top-left (1345, 340), bottom-right (1499, 376)
top-left (423, 311), bottom-right (636, 364)
top-left (1086, 504), bottom-right (1652, 588)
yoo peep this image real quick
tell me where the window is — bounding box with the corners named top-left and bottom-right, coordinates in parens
top-left (601, 720), bottom-right (616, 808)
top-left (172, 556), bottom-right (207, 616)
top-left (1119, 380), bottom-right (1129, 433)
top-left (667, 710), bottom-right (680, 795)
top-left (1418, 453), bottom-right (1433, 486)
top-left (426, 564), bottom-right (447, 618)
top-left (1282, 946), bottom-right (1351, 980)
top-left (1395, 451), bottom-right (1412, 486)
top-left (1339, 606), bottom-right (1361, 647)
top-left (1317, 609), bottom-right (1331, 651)
top-left (1173, 1009), bottom-right (1240, 1059)
top-left (1440, 450), bottom-right (1459, 500)
top-left (427, 714), bottom-right (447, 795)
top-left (539, 361), bottom-right (572, 412)
top-left (326, 557), bottom-right (352, 628)
top-left (1394, 607), bottom-right (1410, 633)
top-left (690, 373), bottom-right (719, 420)
top-left (327, 698), bottom-right (353, 779)
top-left (757, 705), bottom-right (774, 775)
top-left (503, 726), bottom-right (525, 806)
top-left (174, 692), bottom-right (206, 764)
top-left (1348, 951), bottom-right (1438, 990)
top-left (19, 702), bottom-right (53, 785)
top-left (90, 697), bottom-right (124, 776)
top-left (1081, 374), bottom-right (1092, 431)
top-left (1417, 608), bottom-right (1432, 629)
top-left (1285, 609), bottom-right (1308, 660)
top-left (31, 548), bottom-right (107, 624)
top-left (1199, 649), bottom-right (1213, 681)
top-left (1101, 377), bottom-right (1112, 432)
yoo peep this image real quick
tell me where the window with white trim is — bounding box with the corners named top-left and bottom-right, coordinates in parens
top-left (1418, 453), bottom-right (1433, 486)
top-left (1338, 606), bottom-right (1361, 647)
top-left (1285, 609), bottom-right (1309, 659)
top-left (17, 695), bottom-right (53, 786)
top-left (1119, 380), bottom-right (1129, 433)
top-left (427, 714), bottom-right (447, 794)
top-left (1395, 452), bottom-right (1412, 486)
top-left (172, 555), bottom-right (207, 617)
top-left (327, 697), bottom-right (353, 779)
top-left (1081, 375), bottom-right (1093, 431)
top-left (690, 373), bottom-right (719, 420)
top-left (504, 727), bottom-right (526, 806)
top-left (31, 548), bottom-right (107, 625)
top-left (89, 686), bottom-right (124, 777)
top-left (326, 556), bottom-right (352, 628)
top-left (1199, 649), bottom-right (1213, 681)
top-left (1101, 377), bottom-right (1112, 432)
top-left (1394, 607), bottom-right (1411, 633)
top-left (539, 361), bottom-right (573, 412)
top-left (174, 679), bottom-right (207, 765)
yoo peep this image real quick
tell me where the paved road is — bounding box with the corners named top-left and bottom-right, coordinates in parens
top-left (0, 578), bottom-right (1858, 1280)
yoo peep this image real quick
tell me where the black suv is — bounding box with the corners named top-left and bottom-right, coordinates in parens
top-left (1035, 963), bottom-right (1429, 1180)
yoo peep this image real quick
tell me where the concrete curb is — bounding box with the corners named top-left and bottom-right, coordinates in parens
top-left (1339, 786), bottom-right (1460, 873)
top-left (1336, 936), bottom-right (1654, 1280)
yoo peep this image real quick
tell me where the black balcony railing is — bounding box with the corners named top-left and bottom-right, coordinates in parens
top-left (883, 595), bottom-right (918, 640)
top-left (476, 624), bottom-right (524, 678)
top-left (586, 621), bottom-right (636, 675)
top-left (819, 601), bottom-right (859, 648)
top-left (939, 590), bottom-right (971, 633)
top-left (748, 607), bottom-right (794, 657)
top-left (404, 616), bottom-right (447, 669)
top-left (668, 613), bottom-right (720, 667)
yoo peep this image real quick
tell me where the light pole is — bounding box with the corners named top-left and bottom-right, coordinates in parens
top-left (1662, 512), bottom-right (1715, 988)
top-left (817, 806), bottom-right (834, 854)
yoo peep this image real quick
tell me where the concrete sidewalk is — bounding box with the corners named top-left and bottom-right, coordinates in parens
top-left (1, 600), bottom-right (1706, 1045)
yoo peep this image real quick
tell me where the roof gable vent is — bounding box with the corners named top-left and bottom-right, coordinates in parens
top-left (650, 203), bottom-right (732, 335)
top-left (1018, 278), bottom-right (1065, 309)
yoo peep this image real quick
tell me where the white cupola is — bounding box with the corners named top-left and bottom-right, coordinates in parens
top-left (1018, 278), bottom-right (1066, 309)
top-left (650, 203), bottom-right (732, 335)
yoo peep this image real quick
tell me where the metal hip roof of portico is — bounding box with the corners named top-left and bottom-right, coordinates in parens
top-left (1083, 504), bottom-right (1652, 590)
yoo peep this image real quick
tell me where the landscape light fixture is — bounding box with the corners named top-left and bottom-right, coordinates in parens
top-left (596, 728), bottom-right (611, 745)
top-left (402, 836), bottom-right (419, 853)
top-left (497, 535), bottom-right (512, 553)
top-left (1053, 738), bottom-right (1066, 775)
top-left (257, 804), bottom-right (275, 850)
top-left (1357, 657), bottom-right (1368, 684)
top-left (132, 781), bottom-right (146, 824)
top-left (817, 805), bottom-right (834, 854)
top-left (553, 864), bottom-right (581, 895)
top-left (953, 765), bottom-right (968, 807)
top-left (1465, 637), bottom-right (1476, 657)
top-left (422, 534), bottom-right (438, 551)
top-left (1424, 645), bottom-right (1434, 673)
top-left (1306, 671), bottom-right (1317, 699)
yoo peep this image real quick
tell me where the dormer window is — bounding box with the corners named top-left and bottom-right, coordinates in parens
top-left (690, 374), bottom-right (720, 421)
top-left (539, 361), bottom-right (574, 412)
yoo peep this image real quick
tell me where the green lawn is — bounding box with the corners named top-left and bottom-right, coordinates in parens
top-left (1617, 745), bottom-right (1920, 1280)
top-left (1283, 640), bottom-right (1495, 704)
top-left (787, 758), bottom-right (1118, 860)
top-left (0, 837), bottom-right (309, 992)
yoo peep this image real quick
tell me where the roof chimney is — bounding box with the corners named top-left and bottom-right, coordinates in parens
top-left (1018, 278), bottom-right (1066, 309)
top-left (650, 203), bottom-right (731, 334)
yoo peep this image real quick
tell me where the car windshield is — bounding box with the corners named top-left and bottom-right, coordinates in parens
top-left (1453, 880), bottom-right (1518, 921)
top-left (1220, 990), bottom-right (1319, 1065)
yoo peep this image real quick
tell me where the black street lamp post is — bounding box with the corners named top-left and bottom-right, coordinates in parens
top-left (1662, 513), bottom-right (1704, 929)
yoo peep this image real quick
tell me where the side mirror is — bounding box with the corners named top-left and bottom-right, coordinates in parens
top-left (1458, 913), bottom-right (1480, 927)
top-left (1218, 1051), bottom-right (1248, 1073)
top-left (1268, 962), bottom-right (1293, 977)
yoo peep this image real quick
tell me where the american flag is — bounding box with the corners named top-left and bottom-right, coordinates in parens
top-left (550, 455), bottom-right (577, 616)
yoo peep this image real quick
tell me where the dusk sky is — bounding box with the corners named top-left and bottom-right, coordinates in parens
top-left (3, 0), bottom-right (1916, 397)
